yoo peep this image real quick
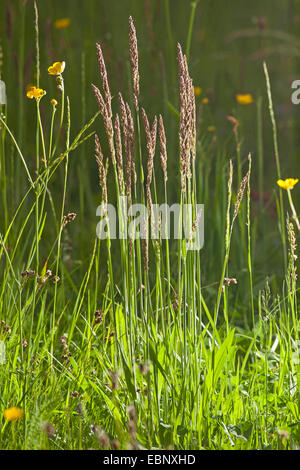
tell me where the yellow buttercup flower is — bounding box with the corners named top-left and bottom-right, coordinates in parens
top-left (51, 98), bottom-right (58, 107)
top-left (277, 178), bottom-right (299, 190)
top-left (26, 85), bottom-right (46, 99)
top-left (236, 93), bottom-right (254, 105)
top-left (54, 18), bottom-right (71, 30)
top-left (194, 86), bottom-right (202, 97)
top-left (4, 407), bottom-right (24, 421)
top-left (202, 97), bottom-right (209, 104)
top-left (207, 125), bottom-right (216, 132)
top-left (48, 61), bottom-right (65, 75)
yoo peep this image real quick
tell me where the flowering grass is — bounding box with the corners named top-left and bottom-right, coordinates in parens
top-left (0, 0), bottom-right (299, 451)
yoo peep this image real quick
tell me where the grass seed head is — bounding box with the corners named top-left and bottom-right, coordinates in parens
top-left (96, 43), bottom-right (112, 118)
top-left (129, 16), bottom-right (140, 111)
top-left (159, 115), bottom-right (168, 182)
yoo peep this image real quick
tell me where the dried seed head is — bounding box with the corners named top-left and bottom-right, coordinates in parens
top-left (127, 405), bottom-right (136, 421)
top-left (114, 114), bottom-right (125, 194)
top-left (96, 43), bottom-right (112, 117)
top-left (159, 115), bottom-right (168, 182)
top-left (129, 16), bottom-right (140, 111)
top-left (59, 335), bottom-right (67, 345)
top-left (223, 277), bottom-right (238, 287)
top-left (233, 169), bottom-right (250, 221)
top-left (118, 92), bottom-right (128, 133)
top-left (43, 422), bottom-right (56, 439)
top-left (76, 403), bottom-right (84, 417)
top-left (91, 83), bottom-right (107, 116)
top-left (62, 212), bottom-right (77, 229)
top-left (177, 43), bottom-right (196, 192)
top-left (125, 103), bottom-right (136, 185)
top-left (119, 93), bottom-right (132, 204)
top-left (287, 218), bottom-right (298, 286)
top-left (92, 83), bottom-right (115, 165)
top-left (142, 108), bottom-right (156, 190)
top-left (151, 115), bottom-right (157, 156)
top-left (189, 77), bottom-right (196, 162)
top-left (90, 424), bottom-right (100, 435)
top-left (111, 439), bottom-right (120, 450)
top-left (98, 430), bottom-right (110, 449)
top-left (21, 269), bottom-right (36, 279)
top-left (138, 363), bottom-right (150, 375)
top-left (95, 134), bottom-right (107, 206)
top-left (93, 309), bottom-right (104, 327)
top-left (108, 369), bottom-right (119, 390)
top-left (142, 108), bottom-right (151, 161)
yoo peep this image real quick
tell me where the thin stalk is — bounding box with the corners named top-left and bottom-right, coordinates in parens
top-left (247, 155), bottom-right (255, 328)
top-left (287, 189), bottom-right (300, 232)
top-left (185, 1), bottom-right (199, 63)
top-left (263, 62), bottom-right (287, 267)
top-left (51, 97), bottom-right (70, 365)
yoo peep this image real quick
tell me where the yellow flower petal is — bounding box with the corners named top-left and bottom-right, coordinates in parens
top-left (54, 18), bottom-right (71, 30)
top-left (26, 89), bottom-right (35, 99)
top-left (35, 88), bottom-right (46, 98)
top-left (277, 178), bottom-right (299, 190)
top-left (202, 97), bottom-right (209, 104)
top-left (4, 407), bottom-right (24, 421)
top-left (48, 61), bottom-right (65, 75)
top-left (194, 86), bottom-right (202, 97)
top-left (236, 93), bottom-right (254, 105)
top-left (207, 125), bottom-right (216, 132)
top-left (26, 86), bottom-right (46, 99)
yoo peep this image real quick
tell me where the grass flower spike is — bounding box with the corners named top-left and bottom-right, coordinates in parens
top-left (4, 407), bottom-right (24, 421)
top-left (26, 85), bottom-right (46, 99)
top-left (48, 61), bottom-right (66, 75)
top-left (236, 93), bottom-right (254, 105)
top-left (277, 178), bottom-right (299, 190)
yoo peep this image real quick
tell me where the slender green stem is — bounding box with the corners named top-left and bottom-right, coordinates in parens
top-left (263, 62), bottom-right (287, 267)
top-left (0, 116), bottom-right (34, 188)
top-left (51, 97), bottom-right (70, 365)
top-left (287, 189), bottom-right (300, 232)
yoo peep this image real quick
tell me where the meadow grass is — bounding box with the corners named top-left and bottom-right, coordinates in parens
top-left (0, 0), bottom-right (299, 451)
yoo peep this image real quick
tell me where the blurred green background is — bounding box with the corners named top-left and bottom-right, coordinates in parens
top-left (1, 0), bottom-right (300, 309)
top-left (0, 0), bottom-right (300, 162)
top-left (1, 0), bottom-right (300, 174)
